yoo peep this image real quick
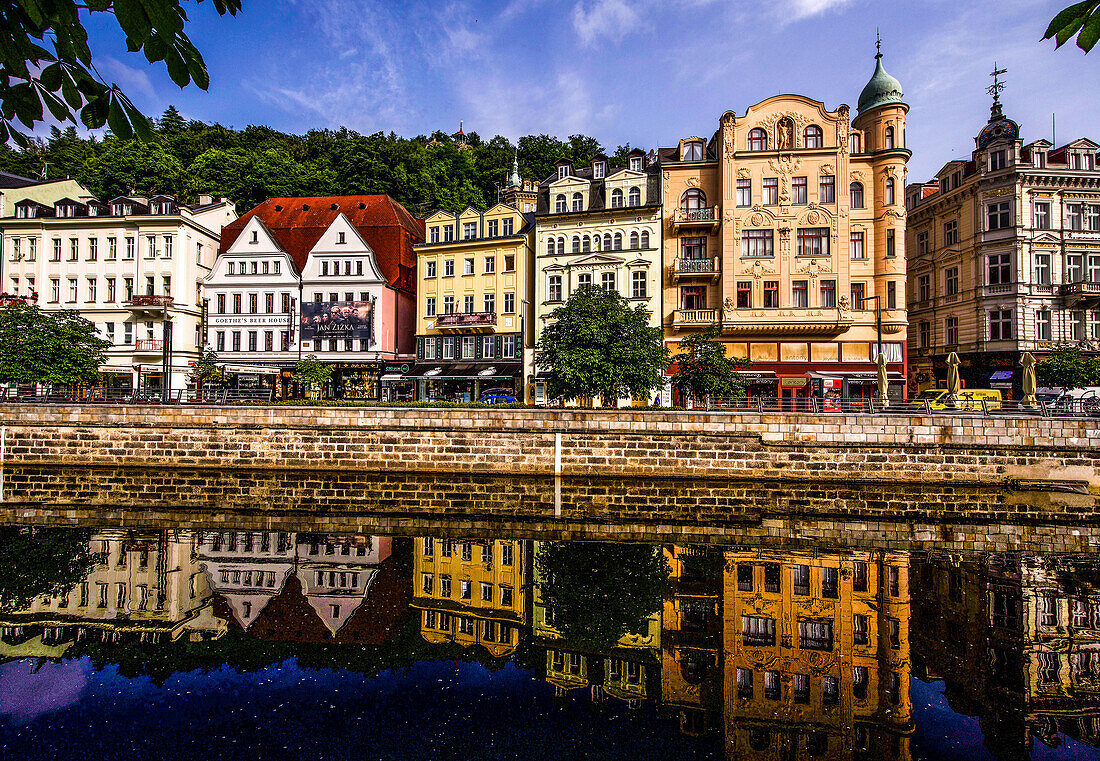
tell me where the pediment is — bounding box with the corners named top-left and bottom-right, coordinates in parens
top-left (424, 210), bottom-right (456, 224)
top-left (571, 253), bottom-right (625, 267)
top-left (1033, 233), bottom-right (1060, 245)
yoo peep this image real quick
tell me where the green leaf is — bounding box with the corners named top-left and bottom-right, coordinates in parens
top-left (39, 63), bottom-right (63, 91)
top-left (1078, 9), bottom-right (1100, 50)
top-left (40, 89), bottom-right (71, 122)
top-left (1045, 1), bottom-right (1098, 39)
top-left (114, 0), bottom-right (152, 43)
top-left (107, 96), bottom-right (134, 139)
top-left (143, 32), bottom-right (168, 63)
top-left (79, 94), bottom-right (109, 129)
top-left (163, 44), bottom-right (191, 88)
top-left (119, 96), bottom-right (155, 141)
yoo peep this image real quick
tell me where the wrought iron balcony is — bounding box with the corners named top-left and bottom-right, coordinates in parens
top-left (125, 294), bottom-right (175, 316)
top-left (672, 206), bottom-right (720, 229)
top-left (134, 339), bottom-right (164, 352)
top-left (434, 311), bottom-right (497, 331)
top-left (671, 257), bottom-right (720, 283)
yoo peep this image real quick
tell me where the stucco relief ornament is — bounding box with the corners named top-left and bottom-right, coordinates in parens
top-left (723, 209), bottom-right (737, 223)
top-left (750, 212), bottom-right (764, 226)
top-left (806, 210), bottom-right (820, 225)
top-left (821, 163), bottom-right (835, 176)
top-left (838, 295), bottom-right (851, 312)
top-left (686, 176), bottom-right (700, 188)
top-left (737, 167), bottom-right (751, 180)
top-left (749, 259), bottom-right (775, 278)
top-left (777, 117), bottom-right (794, 151)
top-left (851, 170), bottom-right (864, 182)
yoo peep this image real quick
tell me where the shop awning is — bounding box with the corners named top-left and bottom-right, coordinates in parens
top-left (220, 364), bottom-right (281, 376)
top-left (411, 363), bottom-right (521, 380)
top-left (735, 371), bottom-right (778, 383)
top-left (380, 374), bottom-right (406, 381)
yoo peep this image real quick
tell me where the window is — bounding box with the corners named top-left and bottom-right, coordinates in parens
top-left (106, 278), bottom-right (116, 303)
top-left (748, 128), bottom-right (767, 151)
top-left (1037, 309), bottom-right (1052, 341)
top-left (849, 133), bottom-right (861, 154)
top-left (850, 282), bottom-right (865, 310)
top-left (571, 192), bottom-right (583, 212)
top-left (68, 238), bottom-right (78, 261)
top-left (67, 278), bottom-right (77, 302)
top-left (990, 308), bottom-right (1014, 340)
top-left (483, 293), bottom-right (495, 313)
top-left (854, 614), bottom-right (869, 645)
top-left (738, 564), bottom-right (754, 591)
top-left (462, 222), bottom-right (477, 240)
top-left (572, 236), bottom-right (581, 253)
top-left (425, 297), bottom-right (436, 318)
top-left (460, 580), bottom-right (472, 600)
top-left (990, 149), bottom-right (1007, 171)
top-left (631, 271), bottom-right (647, 299)
top-left (850, 231), bottom-right (865, 259)
top-left (555, 194), bottom-right (566, 213)
top-left (887, 281), bottom-right (896, 309)
top-left (49, 278), bottom-right (59, 303)
top-left (736, 179), bottom-right (751, 206)
top-left (1090, 205), bottom-right (1100, 231)
top-left (822, 676), bottom-right (839, 705)
top-left (988, 252), bottom-right (1012, 284)
top-left (736, 667), bottom-right (753, 699)
top-left (1035, 252), bottom-right (1051, 284)
top-left (885, 177), bottom-right (896, 205)
top-left (946, 267), bottom-right (959, 295)
top-left (1069, 254), bottom-right (1084, 282)
top-left (793, 565), bottom-right (810, 595)
top-left (163, 235), bottom-right (172, 258)
top-left (799, 620), bottom-right (833, 650)
top-left (464, 258), bottom-right (474, 275)
top-left (763, 177), bottom-right (778, 205)
top-left (917, 231), bottom-right (929, 256)
top-left (945, 316), bottom-right (959, 345)
top-left (944, 219), bottom-right (959, 245)
top-left (682, 140), bottom-right (704, 160)
top-left (549, 275), bottom-right (562, 302)
top-left (763, 280), bottom-right (779, 308)
top-left (582, 236), bottom-right (591, 252)
top-left (503, 292), bottom-right (515, 313)
top-left (482, 335), bottom-right (495, 358)
top-left (820, 280), bottom-right (836, 308)
top-left (742, 616), bottom-right (776, 646)
top-left (628, 186), bottom-right (641, 207)
top-left (630, 156), bottom-right (643, 171)
top-left (988, 201), bottom-right (1011, 230)
top-left (792, 176), bottom-right (807, 204)
top-left (610, 188), bottom-right (624, 208)
top-left (443, 296), bottom-right (455, 315)
top-left (742, 230), bottom-right (774, 257)
top-left (737, 281), bottom-right (752, 308)
top-left (613, 233), bottom-right (623, 250)
top-left (918, 274), bottom-right (931, 301)
top-left (86, 278), bottom-right (96, 302)
top-left (487, 219), bottom-right (498, 238)
top-left (680, 285), bottom-right (706, 310)
top-left (87, 238), bottom-right (97, 261)
top-left (463, 295), bottom-right (475, 313)
top-left (125, 236), bottom-right (135, 259)
top-left (1035, 202), bottom-right (1051, 229)
top-left (484, 255), bottom-right (495, 274)
top-left (886, 229), bottom-right (896, 257)
top-left (884, 125), bottom-right (895, 148)
top-left (803, 125), bottom-right (823, 148)
top-left (682, 236), bottom-right (706, 260)
top-left (504, 253), bottom-right (515, 271)
top-left (793, 673), bottom-right (810, 703)
top-left (792, 280), bottom-right (808, 308)
top-left (819, 175), bottom-right (835, 203)
top-left (853, 666), bottom-right (869, 699)
top-left (443, 225), bottom-right (454, 242)
top-left (680, 188), bottom-right (706, 211)
top-left (764, 563), bottom-right (780, 592)
top-left (764, 671), bottom-right (780, 701)
top-left (797, 228), bottom-right (829, 257)
top-left (578, 273), bottom-right (591, 289)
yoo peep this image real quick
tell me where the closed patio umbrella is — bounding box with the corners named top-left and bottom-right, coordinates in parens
top-left (946, 351), bottom-right (961, 408)
top-left (1021, 352), bottom-right (1037, 404)
top-left (876, 352), bottom-right (889, 405)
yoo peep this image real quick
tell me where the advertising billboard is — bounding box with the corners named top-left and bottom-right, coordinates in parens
top-left (301, 299), bottom-right (374, 342)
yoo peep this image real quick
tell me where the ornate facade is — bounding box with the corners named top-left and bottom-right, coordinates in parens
top-left (905, 87), bottom-right (1100, 397)
top-left (658, 48), bottom-right (910, 404)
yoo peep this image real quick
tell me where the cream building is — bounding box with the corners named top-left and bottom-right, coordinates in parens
top-left (413, 166), bottom-right (536, 402)
top-left (1, 194), bottom-right (236, 396)
top-left (533, 149), bottom-right (663, 406)
top-left (906, 85), bottom-right (1100, 397)
top-left (658, 46), bottom-right (910, 405)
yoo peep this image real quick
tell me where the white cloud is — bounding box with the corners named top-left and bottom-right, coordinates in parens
top-left (785, 0), bottom-right (854, 20)
top-left (571, 0), bottom-right (642, 45)
top-left (97, 57), bottom-right (157, 102)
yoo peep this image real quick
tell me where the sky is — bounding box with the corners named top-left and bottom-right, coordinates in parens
top-left (78, 0), bottom-right (1100, 183)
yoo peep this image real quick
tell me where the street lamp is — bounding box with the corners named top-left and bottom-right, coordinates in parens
top-left (859, 295), bottom-right (887, 403)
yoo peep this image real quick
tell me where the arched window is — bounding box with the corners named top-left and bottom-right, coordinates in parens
top-left (884, 126), bottom-right (895, 149)
top-left (546, 238), bottom-right (555, 255)
top-left (603, 233), bottom-right (612, 251)
top-left (614, 232), bottom-right (623, 250)
top-left (748, 128), bottom-right (767, 151)
top-left (611, 188), bottom-right (624, 209)
top-left (682, 140), bottom-right (704, 161)
top-left (556, 237), bottom-right (565, 254)
top-left (582, 236), bottom-right (591, 252)
top-left (850, 182), bottom-right (864, 209)
top-left (849, 133), bottom-right (861, 154)
top-left (885, 177), bottom-right (896, 205)
top-left (640, 230), bottom-right (650, 248)
top-left (628, 186), bottom-right (641, 207)
top-left (593, 235), bottom-right (601, 251)
top-left (571, 192), bottom-right (583, 212)
top-left (803, 125), bottom-right (823, 149)
top-left (630, 231), bottom-right (640, 249)
top-left (571, 236), bottom-right (580, 253)
top-left (681, 188), bottom-right (706, 211)
top-left (555, 194), bottom-right (566, 213)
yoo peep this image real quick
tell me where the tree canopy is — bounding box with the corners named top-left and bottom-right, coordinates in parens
top-left (671, 324), bottom-right (752, 405)
top-left (293, 354), bottom-right (332, 391)
top-left (0, 302), bottom-right (111, 386)
top-left (1, 0), bottom-right (241, 145)
top-left (535, 541), bottom-right (669, 650)
top-left (1037, 346), bottom-right (1100, 389)
top-left (535, 285), bottom-right (668, 405)
top-left (0, 527), bottom-right (95, 611)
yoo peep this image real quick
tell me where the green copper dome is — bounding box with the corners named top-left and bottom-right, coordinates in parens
top-left (857, 51), bottom-right (905, 115)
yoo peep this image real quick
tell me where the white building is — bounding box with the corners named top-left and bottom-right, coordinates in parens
top-left (0, 193), bottom-right (236, 395)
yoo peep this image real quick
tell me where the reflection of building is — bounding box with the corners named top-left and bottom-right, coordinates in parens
top-left (657, 44), bottom-right (909, 405)
top-left (295, 533), bottom-right (391, 635)
top-left (723, 549), bottom-right (912, 760)
top-left (531, 541), bottom-right (661, 705)
top-left (0, 530), bottom-right (223, 657)
top-left (414, 168), bottom-right (536, 402)
top-left (663, 545), bottom-right (724, 735)
top-left (905, 75), bottom-right (1100, 397)
top-left (412, 536), bottom-right (527, 657)
top-left (209, 196), bottom-right (423, 399)
top-left (1, 194), bottom-right (235, 394)
top-left (913, 553), bottom-right (1100, 758)
top-left (198, 530), bottom-right (296, 629)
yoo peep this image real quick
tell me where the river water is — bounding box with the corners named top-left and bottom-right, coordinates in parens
top-left (0, 521), bottom-right (1098, 760)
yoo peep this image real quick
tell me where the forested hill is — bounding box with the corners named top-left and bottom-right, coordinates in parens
top-left (0, 106), bottom-right (640, 218)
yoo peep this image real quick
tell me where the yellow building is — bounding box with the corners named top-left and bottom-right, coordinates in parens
top-left (411, 536), bottom-right (527, 658)
top-left (413, 169), bottom-right (536, 401)
top-left (722, 549), bottom-right (913, 760)
top-left (658, 44), bottom-right (910, 406)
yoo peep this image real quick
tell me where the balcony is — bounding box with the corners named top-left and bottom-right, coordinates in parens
top-left (672, 206), bottom-right (720, 230)
top-left (1063, 280), bottom-right (1100, 305)
top-left (983, 283), bottom-right (1017, 297)
top-left (718, 308), bottom-right (854, 336)
top-left (434, 311), bottom-right (497, 332)
top-left (671, 257), bottom-right (720, 284)
top-left (125, 294), bottom-right (175, 317)
top-left (134, 339), bottom-right (164, 353)
top-left (673, 309), bottom-right (720, 329)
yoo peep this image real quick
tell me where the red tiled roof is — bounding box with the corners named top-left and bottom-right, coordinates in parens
top-left (220, 196), bottom-right (425, 289)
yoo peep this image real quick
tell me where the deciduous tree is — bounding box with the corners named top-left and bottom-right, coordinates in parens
top-left (1037, 346), bottom-right (1100, 389)
top-left (0, 302), bottom-right (110, 386)
top-left (671, 324), bottom-right (752, 405)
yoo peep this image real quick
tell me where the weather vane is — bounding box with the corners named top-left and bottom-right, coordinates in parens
top-left (988, 63), bottom-right (1007, 104)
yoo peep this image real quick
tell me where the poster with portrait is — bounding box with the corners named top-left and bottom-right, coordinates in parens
top-left (301, 298), bottom-right (375, 343)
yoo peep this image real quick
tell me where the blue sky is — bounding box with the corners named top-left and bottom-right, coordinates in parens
top-left (81, 0), bottom-right (1100, 182)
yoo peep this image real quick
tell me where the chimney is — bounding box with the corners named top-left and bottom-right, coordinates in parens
top-left (198, 194), bottom-right (213, 205)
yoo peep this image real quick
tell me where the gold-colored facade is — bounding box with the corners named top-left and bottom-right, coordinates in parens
top-left (658, 51), bottom-right (910, 404)
top-left (414, 203), bottom-right (535, 402)
top-left (412, 536), bottom-right (526, 658)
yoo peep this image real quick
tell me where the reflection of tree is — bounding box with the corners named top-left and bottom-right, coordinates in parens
top-left (536, 542), bottom-right (669, 650)
top-left (0, 527), bottom-right (95, 611)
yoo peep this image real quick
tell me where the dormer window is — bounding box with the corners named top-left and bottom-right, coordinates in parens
top-left (628, 187), bottom-right (641, 207)
top-left (593, 161), bottom-right (606, 179)
top-left (1035, 151), bottom-right (1047, 168)
top-left (337, 231), bottom-right (346, 244)
top-left (849, 134), bottom-right (861, 154)
top-left (571, 192), bottom-right (583, 212)
top-left (630, 156), bottom-right (643, 171)
top-left (990, 149), bottom-right (1007, 171)
top-left (682, 141), bottom-right (704, 161)
top-left (611, 189), bottom-right (624, 209)
top-left (558, 165), bottom-right (569, 179)
top-left (112, 204), bottom-right (122, 216)
top-left (88, 206), bottom-right (97, 217)
top-left (555, 194), bottom-right (566, 213)
top-left (250, 231), bottom-right (259, 244)
top-left (1087, 153), bottom-right (1096, 171)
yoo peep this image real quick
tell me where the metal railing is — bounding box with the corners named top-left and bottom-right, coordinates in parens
top-left (0, 386), bottom-right (275, 405)
top-left (701, 395), bottom-right (1100, 417)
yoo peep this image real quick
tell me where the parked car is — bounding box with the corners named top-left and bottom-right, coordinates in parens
top-left (916, 388), bottom-right (1002, 411)
top-left (478, 388), bottom-right (518, 405)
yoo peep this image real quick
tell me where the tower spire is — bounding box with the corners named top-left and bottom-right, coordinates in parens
top-left (509, 149), bottom-right (521, 188)
top-left (875, 29), bottom-right (882, 59)
top-left (987, 62), bottom-right (1007, 121)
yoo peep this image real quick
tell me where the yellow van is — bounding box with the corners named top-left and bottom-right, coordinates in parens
top-left (915, 388), bottom-right (1002, 411)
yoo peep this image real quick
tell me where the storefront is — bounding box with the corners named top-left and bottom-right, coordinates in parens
top-left (413, 363), bottom-right (523, 402)
top-left (380, 360), bottom-right (415, 402)
top-left (332, 362), bottom-right (382, 401)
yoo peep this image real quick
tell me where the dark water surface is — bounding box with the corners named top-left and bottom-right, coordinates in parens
top-left (0, 522), bottom-right (1098, 760)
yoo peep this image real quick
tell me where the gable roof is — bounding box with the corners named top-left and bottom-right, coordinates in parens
top-left (0, 171), bottom-right (38, 190)
top-left (220, 195), bottom-right (424, 287)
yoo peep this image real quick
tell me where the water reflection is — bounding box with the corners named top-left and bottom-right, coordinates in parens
top-left (0, 525), bottom-right (1098, 760)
